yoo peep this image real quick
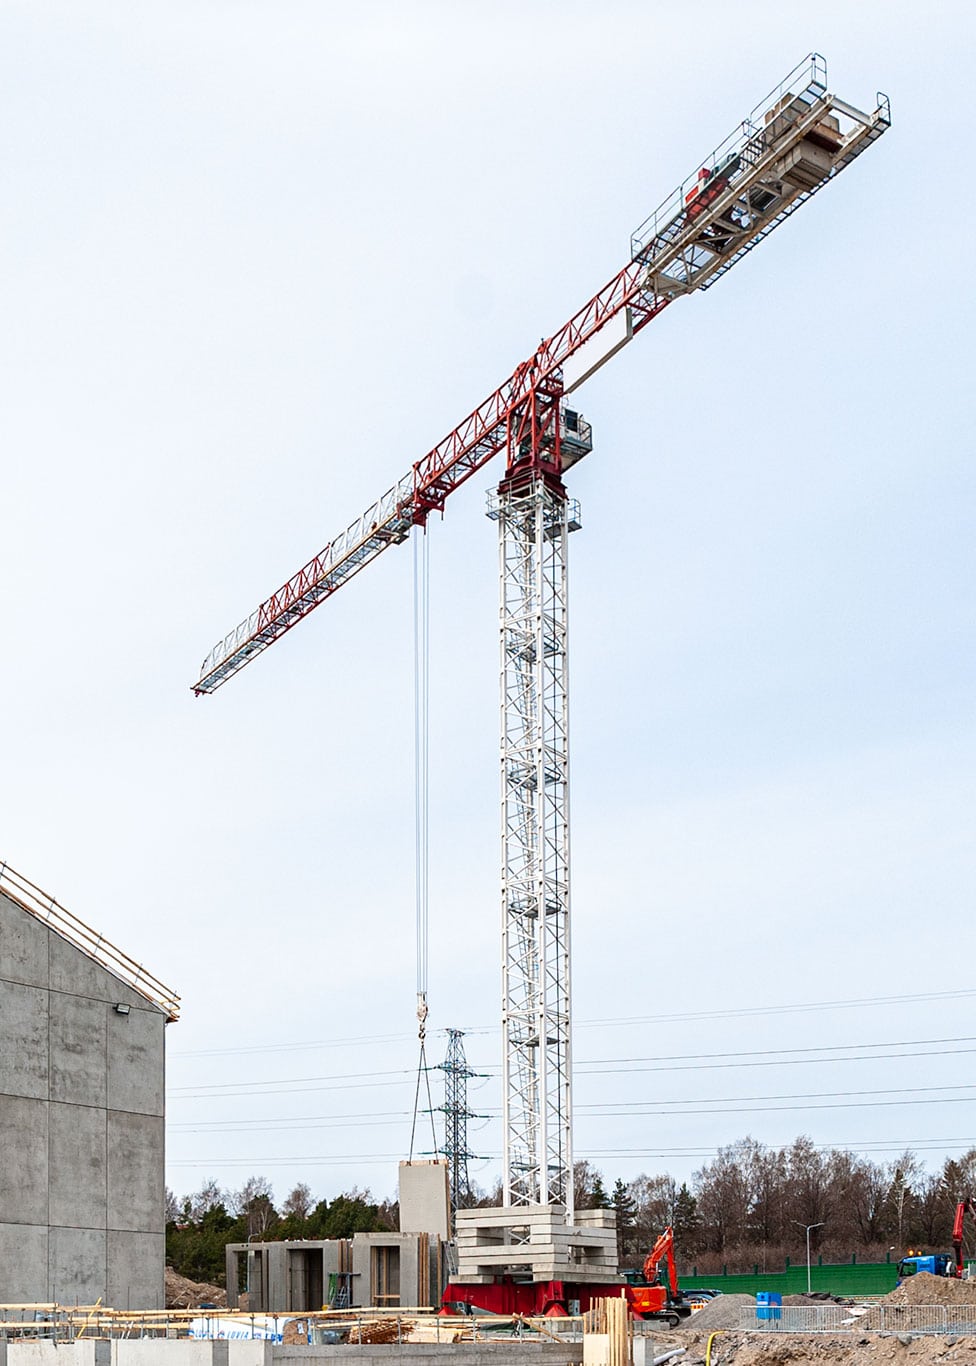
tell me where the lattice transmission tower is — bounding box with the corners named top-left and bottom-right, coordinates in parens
top-left (435, 1028), bottom-right (480, 1214)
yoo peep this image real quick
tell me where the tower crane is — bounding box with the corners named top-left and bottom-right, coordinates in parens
top-left (194, 56), bottom-right (889, 1251)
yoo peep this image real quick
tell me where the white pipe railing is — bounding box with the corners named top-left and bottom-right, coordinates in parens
top-left (0, 860), bottom-right (180, 1021)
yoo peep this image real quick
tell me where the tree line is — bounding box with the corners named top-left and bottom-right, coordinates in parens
top-left (165, 1178), bottom-right (396, 1286)
top-left (603, 1139), bottom-right (976, 1273)
top-left (167, 1137), bottom-right (976, 1284)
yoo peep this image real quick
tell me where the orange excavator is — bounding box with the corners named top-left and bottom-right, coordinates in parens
top-left (624, 1226), bottom-right (706, 1325)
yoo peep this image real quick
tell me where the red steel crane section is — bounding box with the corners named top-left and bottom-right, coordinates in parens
top-left (194, 56), bottom-right (889, 696)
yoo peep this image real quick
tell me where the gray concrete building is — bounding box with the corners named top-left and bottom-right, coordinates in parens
top-left (225, 1160), bottom-right (453, 1314)
top-left (0, 861), bottom-right (179, 1308)
top-left (225, 1233), bottom-right (447, 1314)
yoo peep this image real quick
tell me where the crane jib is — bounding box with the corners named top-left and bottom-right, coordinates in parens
top-left (193, 56), bottom-right (889, 695)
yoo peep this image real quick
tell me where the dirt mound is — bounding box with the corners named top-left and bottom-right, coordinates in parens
top-left (677, 1293), bottom-right (755, 1329)
top-left (782, 1293), bottom-right (849, 1306)
top-left (883, 1272), bottom-right (976, 1306)
top-left (164, 1267), bottom-right (227, 1310)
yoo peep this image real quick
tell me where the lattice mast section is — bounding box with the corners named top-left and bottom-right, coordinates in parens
top-left (489, 378), bottom-right (591, 1218)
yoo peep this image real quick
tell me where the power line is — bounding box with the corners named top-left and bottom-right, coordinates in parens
top-left (576, 1083), bottom-right (976, 1112)
top-left (577, 1096), bottom-right (976, 1118)
top-left (169, 1068), bottom-right (413, 1096)
top-left (169, 1109), bottom-right (411, 1132)
top-left (169, 1092), bottom-right (976, 1145)
top-left (577, 1046), bottom-right (976, 1078)
top-left (167, 1137), bottom-right (976, 1171)
top-left (167, 988), bottom-right (976, 1059)
top-left (169, 1084), bottom-right (976, 1133)
top-left (575, 1035), bottom-right (976, 1068)
top-left (167, 1037), bottom-right (976, 1100)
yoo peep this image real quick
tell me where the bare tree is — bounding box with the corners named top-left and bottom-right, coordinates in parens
top-left (232, 1176), bottom-right (277, 1238)
top-left (628, 1173), bottom-right (677, 1260)
top-left (888, 1150), bottom-right (922, 1248)
top-left (573, 1160), bottom-right (606, 1211)
top-left (784, 1136), bottom-right (829, 1232)
top-left (828, 1149), bottom-right (889, 1248)
top-left (694, 1140), bottom-right (752, 1254)
top-left (191, 1179), bottom-right (225, 1221)
top-left (165, 1186), bottom-right (182, 1223)
top-left (283, 1182), bottom-right (313, 1221)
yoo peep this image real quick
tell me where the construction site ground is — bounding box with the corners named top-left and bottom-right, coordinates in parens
top-left (148, 1268), bottom-right (976, 1362)
top-left (652, 1273), bottom-right (976, 1363)
top-left (672, 1334), bottom-right (976, 1362)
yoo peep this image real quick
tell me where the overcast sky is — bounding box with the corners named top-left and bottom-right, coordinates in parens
top-left (2, 1), bottom-right (973, 1211)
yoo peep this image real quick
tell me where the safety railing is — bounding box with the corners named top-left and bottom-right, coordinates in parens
top-left (739, 1302), bottom-right (976, 1335)
top-left (630, 53), bottom-right (827, 260)
top-left (0, 1305), bottom-right (585, 1343)
top-left (0, 860), bottom-right (180, 1021)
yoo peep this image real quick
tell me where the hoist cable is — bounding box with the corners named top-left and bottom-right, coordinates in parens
top-left (409, 529), bottom-right (433, 1157)
top-left (407, 1041), bottom-right (440, 1160)
top-left (413, 527), bottom-right (430, 1024)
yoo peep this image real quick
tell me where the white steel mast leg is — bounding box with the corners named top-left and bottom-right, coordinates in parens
top-left (495, 474), bottom-right (573, 1217)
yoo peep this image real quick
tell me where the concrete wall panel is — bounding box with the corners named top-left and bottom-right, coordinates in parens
top-left (50, 994), bottom-right (108, 1107)
top-left (0, 892), bottom-right (167, 1308)
top-left (49, 1102), bottom-right (107, 1228)
top-left (114, 1342), bottom-right (238, 1366)
top-left (0, 981), bottom-right (49, 1099)
top-left (107, 1231), bottom-right (165, 1311)
top-left (0, 1221), bottom-right (48, 1301)
top-left (48, 934), bottom-right (150, 1014)
top-left (108, 1008), bottom-right (165, 1116)
top-left (398, 1161), bottom-right (450, 1239)
top-left (0, 891), bottom-right (49, 988)
top-left (49, 1225), bottom-right (106, 1305)
top-left (0, 1094), bottom-right (48, 1223)
top-left (6, 1344), bottom-right (100, 1366)
top-left (107, 1111), bottom-right (164, 1231)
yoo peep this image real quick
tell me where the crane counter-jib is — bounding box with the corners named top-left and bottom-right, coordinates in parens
top-left (193, 53), bottom-right (889, 696)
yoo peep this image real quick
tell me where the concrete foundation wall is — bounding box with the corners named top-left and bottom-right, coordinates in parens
top-left (3, 1345), bottom-right (582, 1366)
top-left (226, 1235), bottom-right (444, 1315)
top-left (0, 889), bottom-right (167, 1308)
top-left (225, 1242), bottom-right (349, 1313)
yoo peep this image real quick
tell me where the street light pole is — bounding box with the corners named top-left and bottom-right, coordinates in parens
top-left (793, 1221), bottom-right (825, 1294)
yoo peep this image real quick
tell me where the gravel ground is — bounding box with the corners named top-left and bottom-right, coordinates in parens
top-left (677, 1332), bottom-right (976, 1363)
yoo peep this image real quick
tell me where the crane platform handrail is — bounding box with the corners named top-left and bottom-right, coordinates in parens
top-left (0, 860), bottom-right (181, 1021)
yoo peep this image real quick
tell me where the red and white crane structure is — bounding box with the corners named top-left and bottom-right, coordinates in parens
top-left (195, 56), bottom-right (889, 1223)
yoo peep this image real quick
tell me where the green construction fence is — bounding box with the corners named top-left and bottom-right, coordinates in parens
top-left (679, 1256), bottom-right (898, 1298)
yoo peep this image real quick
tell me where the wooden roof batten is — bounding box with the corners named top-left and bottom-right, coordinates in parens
top-left (0, 859), bottom-right (181, 1022)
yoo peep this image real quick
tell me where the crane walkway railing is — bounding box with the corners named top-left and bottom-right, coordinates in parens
top-left (0, 859), bottom-right (180, 1021)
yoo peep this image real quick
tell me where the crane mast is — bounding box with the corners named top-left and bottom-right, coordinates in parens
top-left (192, 56), bottom-right (889, 1248)
top-left (495, 469), bottom-right (574, 1212)
top-left (487, 377), bottom-right (593, 1212)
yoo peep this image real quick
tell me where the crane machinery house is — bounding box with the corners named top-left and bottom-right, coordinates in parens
top-left (0, 860), bottom-right (179, 1309)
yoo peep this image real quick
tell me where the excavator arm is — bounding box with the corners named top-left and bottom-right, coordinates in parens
top-left (642, 1226), bottom-right (680, 1300)
top-left (952, 1198), bottom-right (976, 1276)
